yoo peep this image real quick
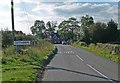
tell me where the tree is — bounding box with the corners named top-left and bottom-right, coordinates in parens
top-left (80, 15), bottom-right (94, 44)
top-left (2, 29), bottom-right (13, 48)
top-left (106, 19), bottom-right (118, 42)
top-left (81, 15), bottom-right (94, 27)
top-left (30, 20), bottom-right (46, 38)
top-left (68, 17), bottom-right (80, 40)
top-left (90, 20), bottom-right (118, 43)
top-left (92, 22), bottom-right (107, 43)
top-left (58, 17), bottom-right (80, 41)
top-left (58, 20), bottom-right (71, 40)
top-left (46, 21), bottom-right (57, 34)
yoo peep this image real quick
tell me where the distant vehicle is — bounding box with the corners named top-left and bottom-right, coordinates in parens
top-left (62, 41), bottom-right (67, 45)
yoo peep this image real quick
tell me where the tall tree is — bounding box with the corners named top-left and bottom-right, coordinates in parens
top-left (106, 19), bottom-right (118, 42)
top-left (90, 20), bottom-right (118, 43)
top-left (92, 22), bottom-right (107, 43)
top-left (2, 29), bottom-right (13, 48)
top-left (30, 20), bottom-right (46, 38)
top-left (81, 15), bottom-right (94, 27)
top-left (58, 17), bottom-right (80, 41)
top-left (58, 20), bottom-right (70, 40)
top-left (68, 17), bottom-right (80, 40)
top-left (46, 21), bottom-right (57, 34)
top-left (80, 15), bottom-right (94, 43)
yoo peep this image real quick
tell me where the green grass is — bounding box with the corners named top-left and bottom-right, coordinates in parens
top-left (2, 56), bottom-right (38, 81)
top-left (2, 39), bottom-right (55, 81)
top-left (72, 43), bottom-right (120, 63)
top-left (2, 66), bottom-right (35, 81)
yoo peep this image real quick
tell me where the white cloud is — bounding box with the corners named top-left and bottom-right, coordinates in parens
top-left (21, 0), bottom-right (119, 2)
top-left (21, 0), bottom-right (40, 4)
top-left (54, 3), bottom-right (118, 22)
top-left (32, 3), bottom-right (56, 16)
top-left (0, 1), bottom-right (118, 34)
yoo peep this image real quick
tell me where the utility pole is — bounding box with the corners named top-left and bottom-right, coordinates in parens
top-left (11, 0), bottom-right (15, 42)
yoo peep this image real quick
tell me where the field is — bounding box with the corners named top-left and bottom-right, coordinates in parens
top-left (1, 39), bottom-right (55, 81)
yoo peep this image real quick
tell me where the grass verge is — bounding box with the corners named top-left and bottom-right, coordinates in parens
top-left (72, 42), bottom-right (120, 63)
top-left (2, 39), bottom-right (55, 81)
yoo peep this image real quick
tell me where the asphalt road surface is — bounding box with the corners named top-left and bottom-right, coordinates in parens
top-left (43, 44), bottom-right (119, 82)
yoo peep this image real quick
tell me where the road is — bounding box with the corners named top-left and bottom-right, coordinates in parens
top-left (42, 44), bottom-right (119, 82)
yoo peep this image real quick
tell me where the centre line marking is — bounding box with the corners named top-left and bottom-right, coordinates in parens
top-left (76, 55), bottom-right (84, 61)
top-left (86, 64), bottom-right (114, 82)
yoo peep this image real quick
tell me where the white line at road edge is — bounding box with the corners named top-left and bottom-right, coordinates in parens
top-left (76, 55), bottom-right (84, 61)
top-left (86, 64), bottom-right (115, 83)
top-left (76, 55), bottom-right (115, 82)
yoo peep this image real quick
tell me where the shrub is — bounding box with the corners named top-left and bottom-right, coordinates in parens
top-left (3, 46), bottom-right (16, 55)
top-left (79, 42), bottom-right (88, 46)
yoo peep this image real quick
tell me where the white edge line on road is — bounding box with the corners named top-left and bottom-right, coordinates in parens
top-left (86, 64), bottom-right (114, 82)
top-left (76, 55), bottom-right (84, 61)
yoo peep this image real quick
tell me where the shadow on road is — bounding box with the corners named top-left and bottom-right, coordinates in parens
top-left (46, 66), bottom-right (120, 83)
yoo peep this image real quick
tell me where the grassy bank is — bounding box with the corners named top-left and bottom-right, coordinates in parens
top-left (72, 42), bottom-right (120, 63)
top-left (2, 39), bottom-right (55, 81)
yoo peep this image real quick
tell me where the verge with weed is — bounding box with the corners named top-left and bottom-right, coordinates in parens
top-left (2, 39), bottom-right (55, 81)
top-left (72, 42), bottom-right (120, 63)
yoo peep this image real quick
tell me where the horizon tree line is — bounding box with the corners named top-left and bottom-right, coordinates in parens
top-left (30, 15), bottom-right (120, 44)
top-left (1, 14), bottom-right (120, 48)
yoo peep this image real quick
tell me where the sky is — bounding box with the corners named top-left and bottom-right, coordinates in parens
top-left (0, 0), bottom-right (119, 34)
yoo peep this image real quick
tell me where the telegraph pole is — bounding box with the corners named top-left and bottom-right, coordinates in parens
top-left (11, 0), bottom-right (15, 42)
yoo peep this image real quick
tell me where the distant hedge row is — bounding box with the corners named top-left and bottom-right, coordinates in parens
top-left (89, 43), bottom-right (120, 55)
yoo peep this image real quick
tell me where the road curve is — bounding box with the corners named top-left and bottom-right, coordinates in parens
top-left (42, 44), bottom-right (119, 82)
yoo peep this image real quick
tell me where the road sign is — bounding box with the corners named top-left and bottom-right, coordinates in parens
top-left (14, 41), bottom-right (31, 45)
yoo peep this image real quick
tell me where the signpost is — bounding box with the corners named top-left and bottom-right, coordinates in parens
top-left (14, 41), bottom-right (31, 52)
top-left (11, 0), bottom-right (15, 42)
top-left (11, 1), bottom-right (32, 53)
top-left (14, 41), bottom-right (31, 46)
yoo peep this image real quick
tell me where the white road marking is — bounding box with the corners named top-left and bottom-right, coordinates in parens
top-left (86, 64), bottom-right (114, 82)
top-left (72, 51), bottom-right (74, 54)
top-left (76, 55), bottom-right (84, 61)
top-left (75, 54), bottom-right (115, 82)
top-left (62, 51), bottom-right (75, 54)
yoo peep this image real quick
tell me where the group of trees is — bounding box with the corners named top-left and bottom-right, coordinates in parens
top-left (91, 20), bottom-right (119, 43)
top-left (81, 16), bottom-right (119, 44)
top-left (79, 15), bottom-right (119, 44)
top-left (2, 15), bottom-right (119, 48)
top-left (30, 20), bottom-right (57, 39)
top-left (30, 15), bottom-right (120, 44)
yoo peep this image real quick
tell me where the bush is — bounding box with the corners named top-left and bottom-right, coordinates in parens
top-left (72, 42), bottom-right (120, 63)
top-left (95, 43), bottom-right (120, 55)
top-left (79, 42), bottom-right (88, 46)
top-left (3, 46), bottom-right (16, 55)
top-left (2, 57), bottom-right (7, 64)
top-left (2, 39), bottom-right (55, 81)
